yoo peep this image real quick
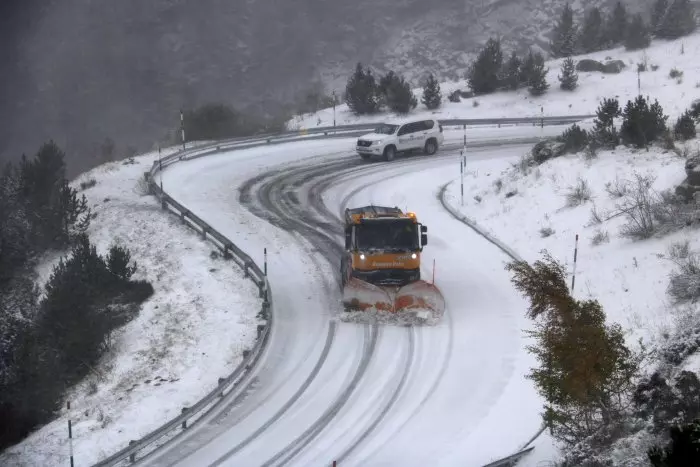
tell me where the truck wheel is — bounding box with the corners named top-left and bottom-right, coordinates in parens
top-left (424, 138), bottom-right (438, 155)
top-left (383, 145), bottom-right (396, 161)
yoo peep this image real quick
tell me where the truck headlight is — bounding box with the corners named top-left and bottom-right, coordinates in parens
top-left (360, 254), bottom-right (366, 260)
top-left (411, 253), bottom-right (417, 259)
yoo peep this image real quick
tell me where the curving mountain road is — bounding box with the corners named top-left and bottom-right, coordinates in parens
top-left (142, 135), bottom-right (545, 466)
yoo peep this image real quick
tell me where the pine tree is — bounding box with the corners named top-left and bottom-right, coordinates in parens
top-left (558, 57), bottom-right (578, 91)
top-left (604, 1), bottom-right (629, 46)
top-left (383, 73), bottom-right (417, 113)
top-left (578, 7), bottom-right (604, 53)
top-left (344, 63), bottom-right (380, 115)
top-left (625, 14), bottom-right (652, 50)
top-left (529, 61), bottom-right (550, 96)
top-left (650, 0), bottom-right (669, 35)
top-left (593, 97), bottom-right (622, 148)
top-left (550, 3), bottom-right (577, 58)
top-left (658, 0), bottom-right (696, 39)
top-left (421, 73), bottom-right (442, 109)
top-left (505, 252), bottom-right (640, 446)
top-left (467, 37), bottom-right (504, 94)
top-left (501, 51), bottom-right (522, 90)
top-left (620, 96), bottom-right (668, 148)
top-left (520, 49), bottom-right (544, 87)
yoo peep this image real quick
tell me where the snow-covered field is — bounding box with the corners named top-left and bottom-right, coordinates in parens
top-left (0, 148), bottom-right (262, 466)
top-left (290, 32), bottom-right (700, 130)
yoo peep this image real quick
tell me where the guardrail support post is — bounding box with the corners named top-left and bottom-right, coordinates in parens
top-left (242, 349), bottom-right (251, 359)
top-left (201, 227), bottom-right (207, 240)
top-left (257, 324), bottom-right (265, 338)
top-left (181, 407), bottom-right (188, 429)
top-left (129, 440), bottom-right (136, 463)
top-left (264, 248), bottom-right (268, 276)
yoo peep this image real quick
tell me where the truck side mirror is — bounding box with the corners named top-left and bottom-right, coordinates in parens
top-left (421, 225), bottom-right (428, 233)
top-left (421, 233), bottom-right (428, 246)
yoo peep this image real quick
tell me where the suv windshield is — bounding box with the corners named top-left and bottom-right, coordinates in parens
top-left (374, 124), bottom-right (398, 135)
top-left (355, 220), bottom-right (418, 251)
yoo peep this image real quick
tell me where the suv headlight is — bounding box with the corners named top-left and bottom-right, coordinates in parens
top-left (372, 140), bottom-right (382, 145)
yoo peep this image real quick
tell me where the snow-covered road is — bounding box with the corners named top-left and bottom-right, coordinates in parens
top-left (142, 134), bottom-right (552, 466)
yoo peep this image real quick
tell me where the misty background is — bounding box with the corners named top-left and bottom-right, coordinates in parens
top-left (1, 0), bottom-right (651, 178)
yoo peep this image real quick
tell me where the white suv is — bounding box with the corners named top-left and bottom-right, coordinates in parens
top-left (355, 118), bottom-right (444, 161)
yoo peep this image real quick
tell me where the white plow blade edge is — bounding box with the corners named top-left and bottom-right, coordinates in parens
top-left (340, 278), bottom-right (445, 326)
top-left (341, 277), bottom-right (393, 312)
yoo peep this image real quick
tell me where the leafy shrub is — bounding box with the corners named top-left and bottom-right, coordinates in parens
top-left (667, 242), bottom-right (700, 302)
top-left (669, 68), bottom-right (683, 79)
top-left (565, 177), bottom-right (592, 207)
top-left (560, 124), bottom-right (589, 153)
top-left (539, 226), bottom-right (555, 237)
top-left (648, 418), bottom-right (700, 466)
top-left (447, 90), bottom-right (461, 102)
top-left (80, 178), bottom-right (97, 190)
top-left (614, 173), bottom-right (676, 239)
top-left (591, 229), bottom-right (609, 245)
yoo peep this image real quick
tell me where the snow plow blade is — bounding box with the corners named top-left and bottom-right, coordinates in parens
top-left (340, 278), bottom-right (445, 326)
top-left (394, 280), bottom-right (445, 320)
top-left (341, 277), bottom-right (393, 312)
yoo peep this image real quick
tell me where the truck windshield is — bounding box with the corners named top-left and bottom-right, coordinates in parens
top-left (355, 220), bottom-right (418, 251)
top-left (374, 124), bottom-right (398, 135)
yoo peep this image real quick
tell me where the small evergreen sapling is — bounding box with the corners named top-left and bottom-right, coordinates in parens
top-left (558, 57), bottom-right (578, 91)
top-left (528, 61), bottom-right (550, 96)
top-left (593, 97), bottom-right (622, 148)
top-left (421, 73), bottom-right (442, 110)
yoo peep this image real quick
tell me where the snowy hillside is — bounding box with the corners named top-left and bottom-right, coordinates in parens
top-left (0, 148), bottom-right (262, 466)
top-left (291, 31), bottom-right (699, 130)
top-left (443, 139), bottom-right (700, 466)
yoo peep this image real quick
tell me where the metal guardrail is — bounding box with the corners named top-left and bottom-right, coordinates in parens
top-left (92, 143), bottom-right (274, 467)
top-left (92, 113), bottom-right (591, 466)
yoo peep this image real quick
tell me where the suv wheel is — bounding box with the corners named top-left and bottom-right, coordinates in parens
top-left (383, 145), bottom-right (396, 161)
top-left (424, 139), bottom-right (437, 155)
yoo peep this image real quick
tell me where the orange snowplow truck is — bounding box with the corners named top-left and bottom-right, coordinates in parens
top-left (340, 205), bottom-right (444, 317)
